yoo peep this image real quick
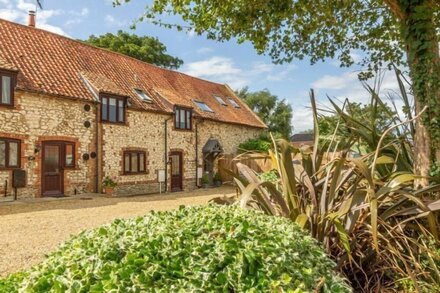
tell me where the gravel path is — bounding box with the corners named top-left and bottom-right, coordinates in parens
top-left (0, 186), bottom-right (236, 277)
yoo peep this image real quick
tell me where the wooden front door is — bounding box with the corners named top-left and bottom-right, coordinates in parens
top-left (170, 151), bottom-right (183, 191)
top-left (42, 142), bottom-right (64, 196)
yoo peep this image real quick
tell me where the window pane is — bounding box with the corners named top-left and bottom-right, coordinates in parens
top-left (102, 97), bottom-right (108, 120)
top-left (118, 100), bottom-right (124, 122)
top-left (65, 144), bottom-right (74, 166)
top-left (175, 109), bottom-right (180, 128)
top-left (180, 109), bottom-right (185, 128)
top-left (124, 153), bottom-right (130, 172)
top-left (131, 154), bottom-right (138, 172)
top-left (0, 141), bottom-right (5, 167)
top-left (139, 153), bottom-right (145, 172)
top-left (171, 155), bottom-right (180, 175)
top-left (186, 111), bottom-right (191, 129)
top-left (2, 76), bottom-right (11, 105)
top-left (9, 142), bottom-right (18, 167)
top-left (109, 98), bottom-right (117, 122)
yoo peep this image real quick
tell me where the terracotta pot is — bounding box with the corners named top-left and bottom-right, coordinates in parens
top-left (103, 187), bottom-right (115, 196)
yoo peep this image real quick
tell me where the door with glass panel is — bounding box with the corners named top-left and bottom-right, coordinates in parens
top-left (42, 141), bottom-right (75, 197)
top-left (169, 151), bottom-right (183, 191)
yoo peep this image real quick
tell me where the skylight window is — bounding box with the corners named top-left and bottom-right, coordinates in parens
top-left (214, 95), bottom-right (227, 106)
top-left (134, 89), bottom-right (152, 102)
top-left (194, 101), bottom-right (214, 113)
top-left (228, 97), bottom-right (240, 108)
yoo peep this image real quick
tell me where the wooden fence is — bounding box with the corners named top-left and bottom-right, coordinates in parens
top-left (218, 154), bottom-right (273, 182)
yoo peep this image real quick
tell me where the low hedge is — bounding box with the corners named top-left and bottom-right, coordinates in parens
top-left (1, 205), bottom-right (350, 292)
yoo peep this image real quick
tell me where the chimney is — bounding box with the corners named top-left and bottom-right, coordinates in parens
top-left (28, 10), bottom-right (36, 27)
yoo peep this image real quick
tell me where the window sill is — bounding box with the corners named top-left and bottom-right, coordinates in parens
top-left (173, 127), bottom-right (193, 132)
top-left (122, 171), bottom-right (148, 176)
top-left (0, 103), bottom-right (14, 109)
top-left (101, 121), bottom-right (127, 126)
top-left (0, 166), bottom-right (21, 171)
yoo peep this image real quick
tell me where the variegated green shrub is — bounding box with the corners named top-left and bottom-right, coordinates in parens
top-left (0, 205), bottom-right (350, 292)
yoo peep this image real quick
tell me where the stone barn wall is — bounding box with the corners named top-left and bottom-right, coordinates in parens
top-left (0, 91), bottom-right (96, 198)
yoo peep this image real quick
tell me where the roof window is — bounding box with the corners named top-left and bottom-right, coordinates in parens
top-left (194, 101), bottom-right (214, 113)
top-left (134, 89), bottom-right (152, 102)
top-left (228, 97), bottom-right (240, 108)
top-left (214, 95), bottom-right (227, 106)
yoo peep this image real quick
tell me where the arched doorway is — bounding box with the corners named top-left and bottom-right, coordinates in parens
top-left (202, 138), bottom-right (223, 185)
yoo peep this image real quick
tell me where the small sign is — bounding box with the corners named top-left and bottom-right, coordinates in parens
top-left (158, 170), bottom-right (165, 182)
top-left (197, 167), bottom-right (203, 179)
top-left (12, 169), bottom-right (26, 188)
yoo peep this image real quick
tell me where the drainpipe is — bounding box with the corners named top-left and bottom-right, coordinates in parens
top-left (164, 117), bottom-right (172, 192)
top-left (95, 103), bottom-right (101, 193)
top-left (195, 121), bottom-right (199, 188)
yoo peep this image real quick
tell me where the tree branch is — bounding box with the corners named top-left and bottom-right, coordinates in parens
top-left (383, 0), bottom-right (406, 20)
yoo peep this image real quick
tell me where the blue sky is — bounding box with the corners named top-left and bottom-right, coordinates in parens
top-left (0, 0), bottom-right (404, 133)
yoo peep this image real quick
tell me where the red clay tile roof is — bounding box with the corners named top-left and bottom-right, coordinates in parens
top-left (0, 18), bottom-right (266, 129)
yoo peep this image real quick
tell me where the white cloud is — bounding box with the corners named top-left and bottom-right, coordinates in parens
top-left (196, 47), bottom-right (213, 54)
top-left (304, 69), bottom-right (414, 133)
top-left (104, 14), bottom-right (128, 27)
top-left (16, 0), bottom-right (33, 11)
top-left (183, 56), bottom-right (246, 88)
top-left (312, 72), bottom-right (359, 90)
top-left (0, 0), bottom-right (72, 36)
top-left (267, 64), bottom-right (296, 81)
top-left (183, 57), bottom-right (298, 89)
top-left (185, 56), bottom-right (242, 77)
top-left (0, 8), bottom-right (21, 21)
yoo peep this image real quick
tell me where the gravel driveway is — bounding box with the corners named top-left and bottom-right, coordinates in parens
top-left (0, 186), bottom-right (236, 277)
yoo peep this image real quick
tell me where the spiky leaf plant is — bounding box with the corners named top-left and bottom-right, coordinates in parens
top-left (220, 80), bottom-right (440, 292)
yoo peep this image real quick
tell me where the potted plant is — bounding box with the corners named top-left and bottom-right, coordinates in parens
top-left (102, 176), bottom-right (117, 196)
top-left (213, 172), bottom-right (222, 187)
top-left (201, 174), bottom-right (210, 188)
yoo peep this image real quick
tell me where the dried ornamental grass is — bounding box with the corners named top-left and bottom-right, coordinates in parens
top-left (0, 205), bottom-right (350, 292)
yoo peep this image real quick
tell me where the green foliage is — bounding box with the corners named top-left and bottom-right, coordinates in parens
top-left (0, 205), bottom-right (350, 292)
top-left (84, 30), bottom-right (183, 69)
top-left (259, 170), bottom-right (278, 184)
top-left (318, 100), bottom-right (395, 145)
top-left (220, 89), bottom-right (440, 291)
top-left (114, 0), bottom-right (413, 72)
top-left (399, 1), bottom-right (440, 147)
top-left (102, 176), bottom-right (117, 188)
top-left (238, 137), bottom-right (271, 153)
top-left (201, 173), bottom-right (209, 184)
top-left (297, 129), bottom-right (313, 134)
top-left (235, 87), bottom-right (293, 139)
top-left (213, 172), bottom-right (222, 182)
top-left (430, 161), bottom-right (440, 178)
top-left (318, 69), bottom-right (416, 175)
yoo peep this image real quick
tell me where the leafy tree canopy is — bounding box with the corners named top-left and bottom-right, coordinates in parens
top-left (236, 87), bottom-right (293, 139)
top-left (85, 30), bottom-right (183, 69)
top-left (114, 0), bottom-right (438, 77)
